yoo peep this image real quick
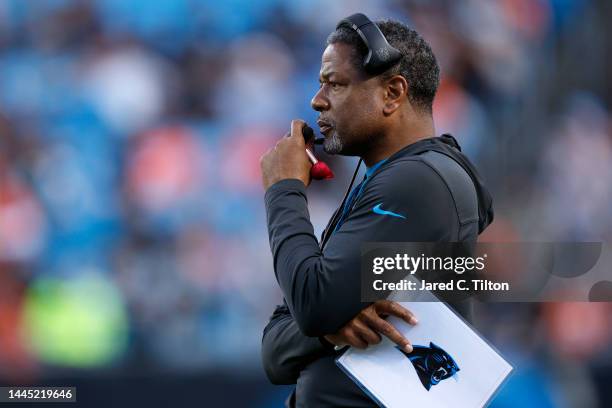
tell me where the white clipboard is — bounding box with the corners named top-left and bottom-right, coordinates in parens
top-left (336, 288), bottom-right (513, 408)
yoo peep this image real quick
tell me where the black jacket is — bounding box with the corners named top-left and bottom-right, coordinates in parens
top-left (262, 135), bottom-right (494, 407)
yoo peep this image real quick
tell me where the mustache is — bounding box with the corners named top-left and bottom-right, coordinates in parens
top-left (317, 117), bottom-right (334, 127)
top-left (315, 117), bottom-right (334, 144)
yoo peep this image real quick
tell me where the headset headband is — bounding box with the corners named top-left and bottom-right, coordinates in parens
top-left (336, 13), bottom-right (402, 75)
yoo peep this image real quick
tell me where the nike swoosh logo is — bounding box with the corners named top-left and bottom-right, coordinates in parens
top-left (372, 203), bottom-right (406, 219)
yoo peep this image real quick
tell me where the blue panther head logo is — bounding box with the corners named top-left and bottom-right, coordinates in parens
top-left (396, 342), bottom-right (460, 390)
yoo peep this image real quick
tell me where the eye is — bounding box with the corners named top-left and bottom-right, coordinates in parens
top-left (318, 80), bottom-right (342, 91)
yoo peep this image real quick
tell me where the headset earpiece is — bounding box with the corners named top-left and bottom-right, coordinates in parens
top-left (336, 13), bottom-right (402, 75)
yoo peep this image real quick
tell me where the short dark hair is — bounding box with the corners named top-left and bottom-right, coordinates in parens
top-left (326, 19), bottom-right (439, 113)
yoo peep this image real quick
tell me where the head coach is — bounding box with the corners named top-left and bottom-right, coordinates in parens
top-left (259, 13), bottom-right (494, 407)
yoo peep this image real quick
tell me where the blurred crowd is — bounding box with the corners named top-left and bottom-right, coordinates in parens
top-left (0, 0), bottom-right (611, 406)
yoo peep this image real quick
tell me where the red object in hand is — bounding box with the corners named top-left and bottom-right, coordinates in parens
top-left (311, 161), bottom-right (334, 180)
top-left (306, 148), bottom-right (334, 180)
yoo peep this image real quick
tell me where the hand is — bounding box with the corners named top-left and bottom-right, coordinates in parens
top-left (260, 119), bottom-right (312, 190)
top-left (324, 300), bottom-right (418, 353)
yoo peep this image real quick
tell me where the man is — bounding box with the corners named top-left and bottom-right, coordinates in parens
top-left (260, 17), bottom-right (494, 407)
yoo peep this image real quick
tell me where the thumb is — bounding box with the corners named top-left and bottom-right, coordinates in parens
top-left (289, 119), bottom-right (307, 146)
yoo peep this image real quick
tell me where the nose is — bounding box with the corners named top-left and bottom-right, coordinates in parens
top-left (311, 87), bottom-right (330, 112)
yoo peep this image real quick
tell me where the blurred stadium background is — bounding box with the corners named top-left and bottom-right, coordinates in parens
top-left (0, 0), bottom-right (610, 407)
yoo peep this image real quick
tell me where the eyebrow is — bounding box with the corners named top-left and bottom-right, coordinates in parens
top-left (319, 71), bottom-right (337, 80)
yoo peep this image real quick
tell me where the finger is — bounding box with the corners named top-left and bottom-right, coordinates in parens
top-left (342, 328), bottom-right (368, 349)
top-left (324, 334), bottom-right (345, 348)
top-left (375, 300), bottom-right (418, 325)
top-left (352, 319), bottom-right (382, 345)
top-left (259, 148), bottom-right (273, 164)
top-left (289, 119), bottom-right (307, 145)
top-left (363, 314), bottom-right (412, 353)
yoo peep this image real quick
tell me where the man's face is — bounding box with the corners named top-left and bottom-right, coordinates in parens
top-left (311, 43), bottom-right (385, 156)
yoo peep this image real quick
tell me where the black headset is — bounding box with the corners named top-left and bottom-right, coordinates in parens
top-left (319, 13), bottom-right (402, 250)
top-left (335, 13), bottom-right (402, 75)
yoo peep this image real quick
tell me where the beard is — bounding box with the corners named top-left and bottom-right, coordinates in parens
top-left (322, 130), bottom-right (344, 155)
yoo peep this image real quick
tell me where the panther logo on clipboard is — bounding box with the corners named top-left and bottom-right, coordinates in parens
top-left (396, 342), bottom-right (460, 390)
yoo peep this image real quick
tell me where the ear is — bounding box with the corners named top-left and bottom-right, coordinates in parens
top-left (382, 74), bottom-right (408, 116)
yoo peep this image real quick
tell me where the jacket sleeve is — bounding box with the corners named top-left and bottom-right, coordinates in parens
top-left (261, 302), bottom-right (333, 384)
top-left (264, 159), bottom-right (457, 337)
